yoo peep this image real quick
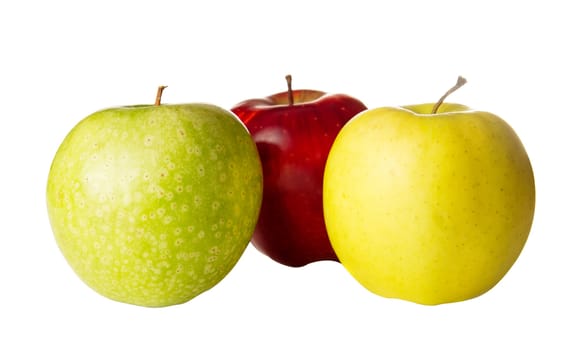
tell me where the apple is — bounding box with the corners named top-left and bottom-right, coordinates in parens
top-left (323, 77), bottom-right (536, 305)
top-left (46, 87), bottom-right (263, 307)
top-left (231, 75), bottom-right (367, 267)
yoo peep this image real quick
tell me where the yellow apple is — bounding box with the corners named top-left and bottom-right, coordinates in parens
top-left (323, 80), bottom-right (535, 305)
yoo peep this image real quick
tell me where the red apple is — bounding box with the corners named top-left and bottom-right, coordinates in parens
top-left (231, 75), bottom-right (367, 267)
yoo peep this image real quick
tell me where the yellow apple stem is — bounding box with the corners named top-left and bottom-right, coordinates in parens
top-left (155, 85), bottom-right (168, 106)
top-left (285, 74), bottom-right (294, 106)
top-left (431, 76), bottom-right (467, 114)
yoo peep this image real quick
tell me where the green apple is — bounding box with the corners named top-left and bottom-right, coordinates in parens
top-left (323, 77), bottom-right (535, 305)
top-left (46, 88), bottom-right (263, 307)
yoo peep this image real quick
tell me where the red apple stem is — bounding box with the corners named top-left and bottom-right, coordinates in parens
top-left (431, 76), bottom-right (467, 114)
top-left (285, 74), bottom-right (294, 106)
top-left (155, 85), bottom-right (168, 106)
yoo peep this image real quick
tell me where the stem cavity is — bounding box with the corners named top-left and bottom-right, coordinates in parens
top-left (431, 76), bottom-right (467, 114)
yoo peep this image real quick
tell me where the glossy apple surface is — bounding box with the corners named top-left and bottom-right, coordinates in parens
top-left (324, 102), bottom-right (535, 305)
top-left (232, 80), bottom-right (367, 267)
top-left (46, 101), bottom-right (263, 307)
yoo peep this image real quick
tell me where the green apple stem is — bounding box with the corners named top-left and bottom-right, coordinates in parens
top-left (285, 74), bottom-right (294, 106)
top-left (431, 76), bottom-right (467, 114)
top-left (155, 85), bottom-right (168, 106)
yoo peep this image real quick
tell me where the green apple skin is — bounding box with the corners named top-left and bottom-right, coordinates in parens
top-left (47, 104), bottom-right (263, 307)
top-left (323, 103), bottom-right (535, 305)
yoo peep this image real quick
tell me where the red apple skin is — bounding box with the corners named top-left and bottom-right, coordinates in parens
top-left (232, 90), bottom-right (367, 267)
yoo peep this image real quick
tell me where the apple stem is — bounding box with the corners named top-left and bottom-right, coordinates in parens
top-left (155, 85), bottom-right (168, 106)
top-left (285, 74), bottom-right (294, 106)
top-left (431, 76), bottom-right (467, 114)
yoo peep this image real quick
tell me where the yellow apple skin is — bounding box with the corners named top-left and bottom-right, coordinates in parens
top-left (323, 103), bottom-right (535, 305)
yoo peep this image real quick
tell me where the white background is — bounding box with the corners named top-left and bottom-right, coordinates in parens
top-left (1, 1), bottom-right (574, 349)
